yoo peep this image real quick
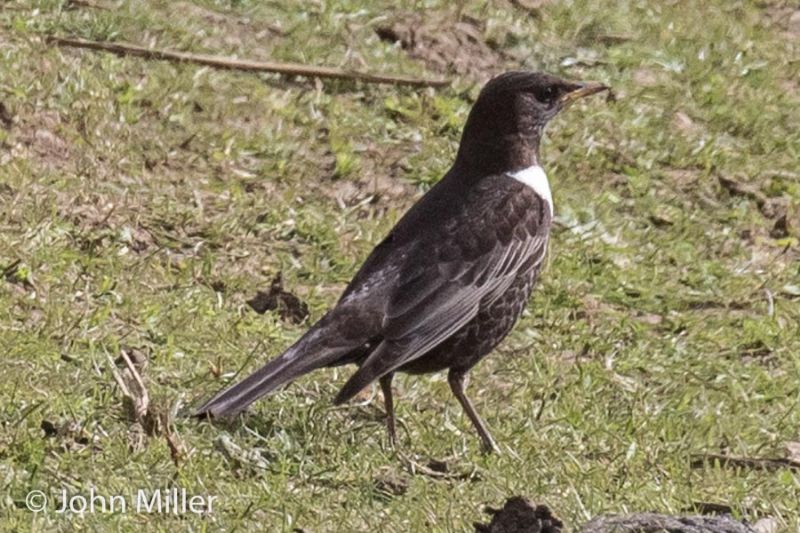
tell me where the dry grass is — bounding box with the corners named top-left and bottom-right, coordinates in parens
top-left (1, 0), bottom-right (799, 530)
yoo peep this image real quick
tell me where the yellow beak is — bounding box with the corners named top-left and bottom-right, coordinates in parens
top-left (560, 82), bottom-right (610, 105)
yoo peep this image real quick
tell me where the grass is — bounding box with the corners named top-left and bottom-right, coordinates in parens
top-left (1, 0), bottom-right (799, 530)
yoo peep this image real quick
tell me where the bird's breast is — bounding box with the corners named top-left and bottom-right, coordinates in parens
top-left (505, 165), bottom-right (552, 215)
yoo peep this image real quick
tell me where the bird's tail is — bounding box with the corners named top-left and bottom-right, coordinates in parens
top-left (195, 322), bottom-right (355, 417)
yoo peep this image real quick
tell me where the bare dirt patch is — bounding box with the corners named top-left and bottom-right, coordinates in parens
top-left (759, 2), bottom-right (800, 40)
top-left (15, 111), bottom-right (74, 171)
top-left (55, 188), bottom-right (156, 253)
top-left (318, 131), bottom-right (419, 213)
top-left (375, 14), bottom-right (509, 80)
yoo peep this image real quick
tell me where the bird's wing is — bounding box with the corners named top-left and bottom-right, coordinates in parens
top-left (334, 175), bottom-right (551, 403)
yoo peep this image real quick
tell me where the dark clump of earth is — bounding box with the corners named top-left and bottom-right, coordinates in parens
top-left (474, 497), bottom-right (563, 533)
top-left (246, 273), bottom-right (309, 324)
top-left (474, 497), bottom-right (761, 533)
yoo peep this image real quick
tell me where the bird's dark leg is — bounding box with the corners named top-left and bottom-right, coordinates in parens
top-left (379, 373), bottom-right (397, 448)
top-left (447, 369), bottom-right (499, 453)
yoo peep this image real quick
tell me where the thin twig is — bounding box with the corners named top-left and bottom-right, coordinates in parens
top-left (66, 0), bottom-right (111, 9)
top-left (764, 288), bottom-right (774, 317)
top-left (762, 169), bottom-right (800, 181)
top-left (107, 350), bottom-right (185, 466)
top-left (46, 36), bottom-right (450, 88)
top-left (690, 453), bottom-right (800, 471)
top-left (120, 349), bottom-right (149, 420)
top-left (105, 351), bottom-right (133, 399)
top-left (395, 449), bottom-right (479, 480)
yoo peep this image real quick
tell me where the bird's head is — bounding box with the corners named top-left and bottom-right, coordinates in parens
top-left (455, 71), bottom-right (608, 174)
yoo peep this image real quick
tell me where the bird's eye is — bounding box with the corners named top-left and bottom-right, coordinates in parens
top-left (532, 86), bottom-right (556, 104)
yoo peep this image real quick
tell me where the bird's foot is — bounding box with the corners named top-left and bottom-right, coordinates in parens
top-left (480, 436), bottom-right (501, 455)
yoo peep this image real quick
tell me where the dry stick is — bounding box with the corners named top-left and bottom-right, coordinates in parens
top-left (108, 350), bottom-right (184, 466)
top-left (66, 0), bottom-right (110, 9)
top-left (106, 351), bottom-right (150, 421)
top-left (105, 352), bottom-right (134, 400)
top-left (690, 453), bottom-right (800, 471)
top-left (46, 36), bottom-right (451, 88)
top-left (119, 349), bottom-right (149, 420)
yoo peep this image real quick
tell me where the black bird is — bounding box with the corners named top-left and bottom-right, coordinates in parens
top-left (196, 71), bottom-right (608, 452)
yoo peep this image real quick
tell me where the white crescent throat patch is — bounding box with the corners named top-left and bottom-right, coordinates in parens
top-left (507, 165), bottom-right (552, 213)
